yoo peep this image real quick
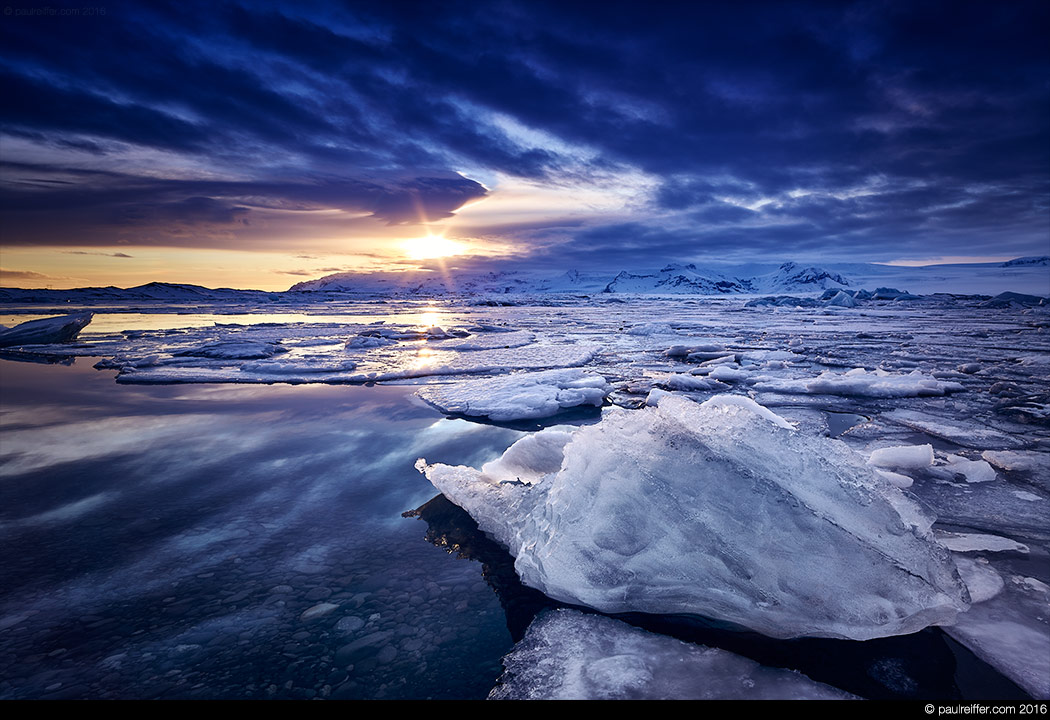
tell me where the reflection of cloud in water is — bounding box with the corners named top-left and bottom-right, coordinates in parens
top-left (0, 491), bottom-right (118, 529)
top-left (0, 413), bottom-right (283, 476)
top-left (169, 524), bottom-right (252, 554)
top-left (407, 418), bottom-right (525, 469)
top-left (0, 368), bottom-right (530, 696)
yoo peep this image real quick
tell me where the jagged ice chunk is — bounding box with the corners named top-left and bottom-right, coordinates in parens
top-left (417, 394), bottom-right (969, 640)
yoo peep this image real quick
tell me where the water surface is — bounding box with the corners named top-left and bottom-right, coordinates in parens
top-left (0, 358), bottom-right (523, 699)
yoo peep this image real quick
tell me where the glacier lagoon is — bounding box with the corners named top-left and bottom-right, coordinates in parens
top-left (0, 291), bottom-right (1047, 700)
top-left (0, 357), bottom-right (529, 700)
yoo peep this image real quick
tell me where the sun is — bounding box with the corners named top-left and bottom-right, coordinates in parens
top-left (402, 234), bottom-right (465, 260)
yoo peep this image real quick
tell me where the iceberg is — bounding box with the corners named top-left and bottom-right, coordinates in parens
top-left (0, 312), bottom-right (93, 348)
top-left (417, 394), bottom-right (970, 640)
top-left (489, 609), bottom-right (857, 700)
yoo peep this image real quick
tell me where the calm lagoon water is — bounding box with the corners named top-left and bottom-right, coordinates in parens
top-left (0, 357), bottom-right (526, 699)
top-left (0, 356), bottom-right (1033, 700)
top-left (0, 304), bottom-right (453, 336)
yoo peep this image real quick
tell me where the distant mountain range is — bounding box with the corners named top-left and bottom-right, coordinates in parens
top-left (1, 257), bottom-right (1046, 303)
top-left (288, 257), bottom-right (1048, 297)
top-left (287, 261), bottom-right (856, 296)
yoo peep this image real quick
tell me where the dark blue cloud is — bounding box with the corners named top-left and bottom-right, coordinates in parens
top-left (0, 0), bottom-right (1046, 264)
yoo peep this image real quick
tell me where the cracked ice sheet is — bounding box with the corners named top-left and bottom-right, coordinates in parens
top-left (489, 609), bottom-right (857, 700)
top-left (909, 470), bottom-right (1049, 543)
top-left (944, 566), bottom-right (1050, 699)
top-left (883, 410), bottom-right (1027, 450)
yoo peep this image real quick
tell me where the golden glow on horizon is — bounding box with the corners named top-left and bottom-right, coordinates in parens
top-left (402, 234), bottom-right (465, 260)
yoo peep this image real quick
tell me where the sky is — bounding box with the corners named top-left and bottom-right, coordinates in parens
top-left (1, 0), bottom-right (1048, 290)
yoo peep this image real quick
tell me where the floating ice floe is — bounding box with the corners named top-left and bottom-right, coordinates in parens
top-left (982, 450), bottom-right (1049, 474)
top-left (489, 609), bottom-right (857, 700)
top-left (934, 531), bottom-right (1029, 554)
top-left (753, 368), bottom-right (964, 398)
top-left (883, 410), bottom-right (1024, 450)
top-left (873, 469), bottom-right (914, 489)
top-left (0, 312), bottom-right (93, 348)
top-left (110, 340), bottom-right (601, 385)
top-left (417, 393), bottom-right (970, 640)
top-left (705, 365), bottom-right (750, 383)
top-left (663, 342), bottom-right (725, 358)
top-left (935, 454), bottom-right (998, 484)
top-left (174, 341), bottom-right (287, 360)
top-left (944, 571), bottom-right (1050, 699)
top-left (660, 374), bottom-right (726, 392)
top-left (345, 335), bottom-right (397, 349)
top-left (416, 369), bottom-right (609, 421)
top-left (438, 330), bottom-right (536, 351)
top-left (867, 444), bottom-right (934, 470)
top-left (240, 357), bottom-right (359, 375)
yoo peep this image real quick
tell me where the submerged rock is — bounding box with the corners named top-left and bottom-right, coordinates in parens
top-left (418, 394), bottom-right (970, 640)
top-left (0, 312), bottom-right (93, 347)
top-left (489, 609), bottom-right (857, 700)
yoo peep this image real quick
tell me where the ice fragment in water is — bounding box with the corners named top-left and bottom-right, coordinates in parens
top-left (0, 312), bottom-right (93, 347)
top-left (867, 444), bottom-right (934, 470)
top-left (753, 368), bottom-right (963, 397)
top-left (418, 394), bottom-right (969, 640)
top-left (416, 369), bottom-right (609, 421)
top-left (489, 609), bottom-right (858, 700)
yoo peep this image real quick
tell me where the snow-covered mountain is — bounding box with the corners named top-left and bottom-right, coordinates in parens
top-left (601, 264), bottom-right (755, 294)
top-left (1000, 255), bottom-right (1049, 267)
top-left (289, 269), bottom-right (609, 295)
top-left (0, 282), bottom-right (274, 304)
top-left (2, 258), bottom-right (1046, 302)
top-left (759, 262), bottom-right (850, 292)
top-left (291, 261), bottom-right (864, 296)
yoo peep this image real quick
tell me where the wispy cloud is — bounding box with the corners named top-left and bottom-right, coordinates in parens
top-left (62, 250), bottom-right (134, 258)
top-left (0, 0), bottom-right (1044, 273)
